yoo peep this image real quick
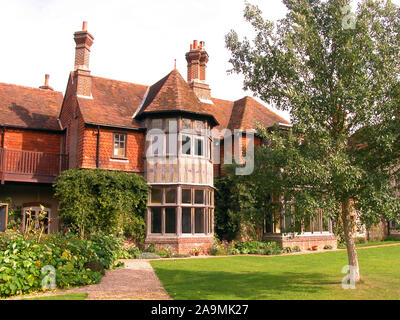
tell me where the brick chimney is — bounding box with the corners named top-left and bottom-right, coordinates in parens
top-left (39, 74), bottom-right (54, 91)
top-left (73, 21), bottom-right (94, 97)
top-left (185, 40), bottom-right (211, 101)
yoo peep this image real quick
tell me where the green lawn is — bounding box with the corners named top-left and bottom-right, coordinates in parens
top-left (337, 240), bottom-right (400, 249)
top-left (23, 293), bottom-right (88, 300)
top-left (151, 246), bottom-right (400, 300)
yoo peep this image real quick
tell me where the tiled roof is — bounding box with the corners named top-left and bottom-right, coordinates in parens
top-left (77, 76), bottom-right (148, 129)
top-left (0, 82), bottom-right (63, 131)
top-left (136, 69), bottom-right (218, 125)
top-left (1, 71), bottom-right (290, 133)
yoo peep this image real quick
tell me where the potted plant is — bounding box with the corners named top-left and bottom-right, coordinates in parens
top-left (312, 245), bottom-right (318, 251)
top-left (193, 247), bottom-right (201, 256)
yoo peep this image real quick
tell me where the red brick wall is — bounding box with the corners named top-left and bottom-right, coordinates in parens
top-left (3, 128), bottom-right (62, 154)
top-left (81, 126), bottom-right (145, 173)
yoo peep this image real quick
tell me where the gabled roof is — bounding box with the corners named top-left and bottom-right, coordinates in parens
top-left (136, 69), bottom-right (218, 125)
top-left (77, 76), bottom-right (148, 129)
top-left (206, 96), bottom-right (290, 134)
top-left (0, 82), bottom-right (63, 131)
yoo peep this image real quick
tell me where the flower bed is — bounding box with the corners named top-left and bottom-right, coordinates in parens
top-left (0, 232), bottom-right (123, 298)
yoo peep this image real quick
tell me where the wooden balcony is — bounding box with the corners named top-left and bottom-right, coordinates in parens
top-left (0, 148), bottom-right (68, 184)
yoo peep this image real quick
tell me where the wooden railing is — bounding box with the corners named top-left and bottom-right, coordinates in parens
top-left (0, 148), bottom-right (68, 183)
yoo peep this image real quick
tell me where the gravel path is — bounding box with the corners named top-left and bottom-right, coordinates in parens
top-left (67, 260), bottom-right (171, 300)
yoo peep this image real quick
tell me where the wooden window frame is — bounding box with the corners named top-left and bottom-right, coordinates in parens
top-left (112, 132), bottom-right (127, 159)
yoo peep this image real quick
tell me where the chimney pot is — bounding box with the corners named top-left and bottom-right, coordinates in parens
top-left (45, 74), bottom-right (50, 86)
top-left (82, 21), bottom-right (88, 31)
top-left (193, 40), bottom-right (198, 49)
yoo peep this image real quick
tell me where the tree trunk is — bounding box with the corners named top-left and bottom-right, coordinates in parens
top-left (341, 198), bottom-right (361, 282)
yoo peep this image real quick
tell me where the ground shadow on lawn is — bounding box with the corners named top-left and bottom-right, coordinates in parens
top-left (153, 268), bottom-right (340, 300)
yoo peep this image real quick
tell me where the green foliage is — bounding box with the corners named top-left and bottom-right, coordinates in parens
top-left (144, 243), bottom-right (156, 253)
top-left (225, 0), bottom-right (400, 277)
top-left (324, 245), bottom-right (333, 250)
top-left (156, 246), bottom-right (173, 258)
top-left (292, 246), bottom-right (301, 252)
top-left (53, 169), bottom-right (150, 240)
top-left (210, 240), bottom-right (283, 256)
top-left (214, 172), bottom-right (274, 241)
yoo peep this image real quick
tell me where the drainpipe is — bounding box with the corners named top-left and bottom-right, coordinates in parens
top-left (1, 126), bottom-right (5, 184)
top-left (96, 125), bottom-right (100, 168)
top-left (1, 126), bottom-right (4, 148)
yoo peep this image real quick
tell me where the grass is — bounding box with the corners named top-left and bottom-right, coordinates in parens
top-left (23, 293), bottom-right (88, 300)
top-left (337, 239), bottom-right (400, 249)
top-left (151, 246), bottom-right (400, 300)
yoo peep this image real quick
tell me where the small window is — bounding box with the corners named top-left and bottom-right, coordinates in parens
top-left (194, 120), bottom-right (204, 132)
top-left (182, 118), bottom-right (192, 130)
top-left (181, 135), bottom-right (191, 155)
top-left (165, 208), bottom-right (176, 234)
top-left (151, 208), bottom-right (162, 234)
top-left (113, 133), bottom-right (127, 157)
top-left (151, 119), bottom-right (163, 129)
top-left (194, 138), bottom-right (204, 156)
top-left (165, 188), bottom-right (176, 204)
top-left (195, 190), bottom-right (204, 204)
top-left (182, 208), bottom-right (192, 233)
top-left (195, 208), bottom-right (204, 233)
top-left (151, 188), bottom-right (162, 204)
top-left (182, 189), bottom-right (192, 204)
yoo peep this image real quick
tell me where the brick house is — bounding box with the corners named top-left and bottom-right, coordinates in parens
top-left (0, 22), bottom-right (343, 253)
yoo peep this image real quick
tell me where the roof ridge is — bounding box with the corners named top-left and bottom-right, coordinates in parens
top-left (0, 81), bottom-right (63, 94)
top-left (91, 75), bottom-right (150, 88)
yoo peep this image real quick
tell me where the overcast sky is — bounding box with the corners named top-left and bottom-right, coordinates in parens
top-left (1, 0), bottom-right (400, 122)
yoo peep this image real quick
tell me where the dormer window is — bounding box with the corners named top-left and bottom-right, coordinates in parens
top-left (113, 133), bottom-right (127, 158)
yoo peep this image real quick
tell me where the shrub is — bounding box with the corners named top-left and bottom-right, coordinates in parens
top-left (292, 246), bottom-right (301, 252)
top-left (354, 237), bottom-right (367, 244)
top-left (53, 169), bottom-right (150, 240)
top-left (384, 235), bottom-right (400, 241)
top-left (324, 245), bottom-right (333, 250)
top-left (0, 232), bottom-right (117, 297)
top-left (156, 246), bottom-right (173, 258)
top-left (172, 254), bottom-right (191, 258)
top-left (210, 241), bottom-right (229, 256)
top-left (144, 243), bottom-right (156, 253)
top-left (235, 241), bottom-right (283, 255)
top-left (283, 247), bottom-right (292, 253)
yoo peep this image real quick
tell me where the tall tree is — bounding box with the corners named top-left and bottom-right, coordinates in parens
top-left (226, 0), bottom-right (400, 282)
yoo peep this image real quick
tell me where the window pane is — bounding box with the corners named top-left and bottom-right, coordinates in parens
top-left (151, 188), bottom-right (162, 203)
top-left (165, 208), bottom-right (176, 234)
top-left (166, 119), bottom-right (177, 133)
top-left (166, 133), bottom-right (177, 155)
top-left (312, 216), bottom-right (321, 233)
top-left (182, 189), bottom-right (191, 204)
top-left (304, 218), bottom-right (311, 232)
top-left (151, 208), bottom-right (162, 233)
top-left (195, 138), bottom-right (204, 156)
top-left (151, 119), bottom-right (163, 129)
top-left (322, 214), bottom-right (329, 231)
top-left (195, 208), bottom-right (204, 233)
top-left (194, 120), bottom-right (204, 132)
top-left (194, 190), bottom-right (204, 204)
top-left (182, 118), bottom-right (191, 130)
top-left (208, 209), bottom-right (213, 233)
top-left (165, 188), bottom-right (176, 204)
top-left (182, 135), bottom-right (191, 155)
top-left (152, 135), bottom-right (160, 155)
top-left (113, 134), bottom-right (126, 157)
top-left (182, 208), bottom-right (191, 233)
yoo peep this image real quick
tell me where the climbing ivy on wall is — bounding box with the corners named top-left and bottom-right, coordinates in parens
top-left (54, 169), bottom-right (150, 241)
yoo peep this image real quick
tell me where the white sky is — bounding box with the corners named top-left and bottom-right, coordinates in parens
top-left (1, 0), bottom-right (399, 122)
